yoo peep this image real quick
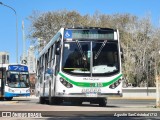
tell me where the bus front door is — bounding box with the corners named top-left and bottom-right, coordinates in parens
top-left (0, 68), bottom-right (6, 100)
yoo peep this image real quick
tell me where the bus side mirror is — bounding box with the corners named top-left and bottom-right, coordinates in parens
top-left (55, 40), bottom-right (61, 55)
top-left (121, 52), bottom-right (124, 59)
top-left (55, 47), bottom-right (60, 55)
top-left (120, 47), bottom-right (124, 62)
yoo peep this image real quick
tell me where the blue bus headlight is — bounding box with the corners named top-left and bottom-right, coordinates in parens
top-left (109, 79), bottom-right (121, 89)
top-left (60, 77), bottom-right (73, 88)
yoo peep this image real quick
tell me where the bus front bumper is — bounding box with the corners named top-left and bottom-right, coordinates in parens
top-left (55, 92), bottom-right (122, 98)
top-left (4, 92), bottom-right (30, 97)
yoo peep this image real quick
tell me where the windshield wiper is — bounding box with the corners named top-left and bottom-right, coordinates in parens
top-left (94, 40), bottom-right (107, 59)
top-left (76, 40), bottom-right (87, 61)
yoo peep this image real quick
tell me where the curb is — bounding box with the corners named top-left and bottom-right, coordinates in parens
top-left (0, 101), bottom-right (18, 104)
top-left (108, 97), bottom-right (156, 100)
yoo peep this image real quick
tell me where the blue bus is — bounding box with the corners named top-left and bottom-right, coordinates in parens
top-left (0, 64), bottom-right (30, 100)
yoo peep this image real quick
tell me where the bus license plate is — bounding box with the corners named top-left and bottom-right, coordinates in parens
top-left (86, 92), bottom-right (97, 97)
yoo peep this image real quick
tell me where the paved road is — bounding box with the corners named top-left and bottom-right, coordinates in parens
top-left (0, 97), bottom-right (159, 120)
top-left (11, 96), bottom-right (157, 107)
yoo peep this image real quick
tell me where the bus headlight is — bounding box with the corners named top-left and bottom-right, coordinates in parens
top-left (60, 77), bottom-right (73, 88)
top-left (8, 88), bottom-right (14, 93)
top-left (109, 79), bottom-right (121, 89)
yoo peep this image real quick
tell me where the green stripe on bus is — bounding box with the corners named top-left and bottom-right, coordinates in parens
top-left (58, 72), bottom-right (122, 87)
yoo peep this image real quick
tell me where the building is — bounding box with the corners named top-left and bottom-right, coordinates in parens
top-left (27, 46), bottom-right (36, 74)
top-left (0, 52), bottom-right (9, 64)
top-left (20, 45), bottom-right (36, 73)
top-left (27, 46), bottom-right (36, 95)
top-left (21, 44), bottom-right (37, 95)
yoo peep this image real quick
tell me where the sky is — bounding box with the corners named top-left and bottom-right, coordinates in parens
top-left (0, 0), bottom-right (160, 63)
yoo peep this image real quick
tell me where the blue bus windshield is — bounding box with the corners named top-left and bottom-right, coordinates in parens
top-left (7, 71), bottom-right (29, 88)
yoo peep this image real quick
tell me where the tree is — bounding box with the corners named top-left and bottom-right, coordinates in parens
top-left (27, 10), bottom-right (160, 87)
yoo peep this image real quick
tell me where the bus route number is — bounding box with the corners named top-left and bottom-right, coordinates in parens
top-left (9, 65), bottom-right (28, 71)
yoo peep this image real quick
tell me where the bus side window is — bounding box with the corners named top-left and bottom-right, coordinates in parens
top-left (39, 74), bottom-right (42, 84)
top-left (120, 47), bottom-right (124, 62)
top-left (55, 35), bottom-right (62, 55)
top-left (55, 41), bottom-right (61, 55)
top-left (54, 35), bottom-right (62, 75)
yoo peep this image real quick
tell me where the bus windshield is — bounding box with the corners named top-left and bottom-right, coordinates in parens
top-left (7, 71), bottom-right (29, 88)
top-left (62, 40), bottom-right (119, 76)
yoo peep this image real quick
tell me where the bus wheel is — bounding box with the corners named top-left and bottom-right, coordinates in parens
top-left (5, 97), bottom-right (13, 101)
top-left (0, 97), bottom-right (4, 101)
top-left (39, 97), bottom-right (45, 104)
top-left (99, 98), bottom-right (107, 107)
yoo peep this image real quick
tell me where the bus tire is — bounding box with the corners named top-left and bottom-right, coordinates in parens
top-left (5, 97), bottom-right (13, 101)
top-left (0, 97), bottom-right (4, 101)
top-left (39, 96), bottom-right (45, 104)
top-left (99, 98), bottom-right (107, 107)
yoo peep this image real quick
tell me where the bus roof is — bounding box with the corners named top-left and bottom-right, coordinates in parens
top-left (37, 28), bottom-right (64, 59)
top-left (0, 63), bottom-right (28, 70)
top-left (65, 27), bottom-right (117, 31)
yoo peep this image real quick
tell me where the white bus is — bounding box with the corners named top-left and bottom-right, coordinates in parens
top-left (0, 64), bottom-right (30, 100)
top-left (36, 27), bottom-right (123, 107)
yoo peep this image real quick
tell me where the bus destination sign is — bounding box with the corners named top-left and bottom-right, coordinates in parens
top-left (64, 29), bottom-right (114, 40)
top-left (8, 65), bottom-right (28, 72)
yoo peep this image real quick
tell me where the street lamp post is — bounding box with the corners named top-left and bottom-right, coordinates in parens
top-left (0, 2), bottom-right (18, 63)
